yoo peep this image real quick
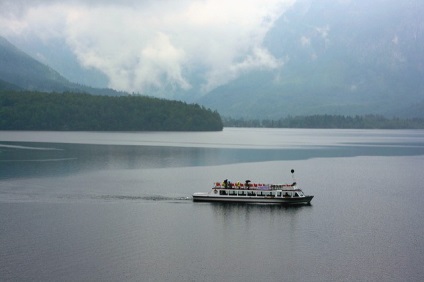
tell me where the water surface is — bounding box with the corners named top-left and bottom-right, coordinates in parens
top-left (1, 128), bottom-right (423, 281)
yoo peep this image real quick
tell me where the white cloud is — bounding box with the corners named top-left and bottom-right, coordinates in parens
top-left (392, 35), bottom-right (399, 45)
top-left (0, 0), bottom-right (296, 95)
top-left (203, 47), bottom-right (284, 92)
top-left (315, 25), bottom-right (329, 39)
top-left (300, 36), bottom-right (310, 46)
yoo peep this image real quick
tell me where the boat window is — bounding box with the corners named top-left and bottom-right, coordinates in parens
top-left (229, 191), bottom-right (237, 195)
top-left (220, 190), bottom-right (227, 195)
top-left (247, 192), bottom-right (256, 196)
top-left (277, 192), bottom-right (282, 197)
top-left (294, 193), bottom-right (299, 197)
top-left (258, 192), bottom-right (264, 196)
top-left (238, 191), bottom-right (246, 196)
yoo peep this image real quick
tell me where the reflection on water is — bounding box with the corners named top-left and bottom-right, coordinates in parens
top-left (209, 201), bottom-right (312, 215)
top-left (1, 129), bottom-right (424, 180)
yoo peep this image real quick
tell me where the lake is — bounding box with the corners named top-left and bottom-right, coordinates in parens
top-left (1, 128), bottom-right (424, 281)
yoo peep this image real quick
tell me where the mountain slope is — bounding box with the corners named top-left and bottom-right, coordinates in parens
top-left (0, 91), bottom-right (223, 131)
top-left (0, 36), bottom-right (224, 131)
top-left (0, 78), bottom-right (21, 91)
top-left (197, 0), bottom-right (424, 119)
top-left (0, 36), bottom-right (122, 95)
top-left (3, 0), bottom-right (424, 118)
top-left (0, 36), bottom-right (74, 92)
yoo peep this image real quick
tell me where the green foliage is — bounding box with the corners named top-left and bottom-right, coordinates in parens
top-left (0, 91), bottom-right (223, 131)
top-left (223, 114), bottom-right (424, 129)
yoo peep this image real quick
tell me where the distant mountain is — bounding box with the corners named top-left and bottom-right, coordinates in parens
top-left (196, 0), bottom-right (424, 119)
top-left (8, 35), bottom-right (110, 89)
top-left (0, 36), bottom-right (72, 91)
top-left (0, 78), bottom-right (21, 91)
top-left (0, 36), bottom-right (121, 95)
top-left (3, 0), bottom-right (424, 118)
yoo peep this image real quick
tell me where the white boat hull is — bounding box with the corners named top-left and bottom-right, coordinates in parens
top-left (192, 193), bottom-right (313, 204)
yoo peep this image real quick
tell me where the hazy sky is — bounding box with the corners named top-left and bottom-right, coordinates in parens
top-left (0, 0), bottom-right (296, 94)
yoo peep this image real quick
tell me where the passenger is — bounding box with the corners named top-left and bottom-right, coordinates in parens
top-left (223, 179), bottom-right (228, 189)
top-left (236, 181), bottom-right (240, 189)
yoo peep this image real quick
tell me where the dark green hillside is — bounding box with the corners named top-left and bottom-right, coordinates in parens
top-left (0, 91), bottom-right (223, 131)
top-left (223, 114), bottom-right (424, 129)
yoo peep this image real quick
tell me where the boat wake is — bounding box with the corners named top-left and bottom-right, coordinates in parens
top-left (0, 158), bottom-right (77, 162)
top-left (4, 193), bottom-right (192, 204)
top-left (95, 194), bottom-right (192, 202)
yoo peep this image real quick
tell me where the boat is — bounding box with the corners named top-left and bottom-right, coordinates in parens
top-left (192, 170), bottom-right (313, 204)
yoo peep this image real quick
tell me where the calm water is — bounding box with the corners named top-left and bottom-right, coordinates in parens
top-left (1, 128), bottom-right (424, 281)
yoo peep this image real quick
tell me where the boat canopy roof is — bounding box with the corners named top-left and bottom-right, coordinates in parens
top-left (213, 182), bottom-right (299, 191)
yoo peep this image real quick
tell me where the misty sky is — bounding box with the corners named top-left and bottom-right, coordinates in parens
top-left (1, 0), bottom-right (422, 99)
top-left (0, 0), bottom-right (297, 94)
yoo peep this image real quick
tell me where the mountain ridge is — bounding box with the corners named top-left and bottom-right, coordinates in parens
top-left (0, 36), bottom-right (72, 92)
top-left (2, 0), bottom-right (424, 119)
top-left (195, 0), bottom-right (424, 118)
top-left (0, 36), bottom-right (123, 96)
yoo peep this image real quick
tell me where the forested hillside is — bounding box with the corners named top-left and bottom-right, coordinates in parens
top-left (224, 115), bottom-right (424, 129)
top-left (0, 91), bottom-right (223, 131)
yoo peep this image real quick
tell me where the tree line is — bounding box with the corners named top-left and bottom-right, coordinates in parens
top-left (223, 114), bottom-right (424, 129)
top-left (0, 91), bottom-right (223, 131)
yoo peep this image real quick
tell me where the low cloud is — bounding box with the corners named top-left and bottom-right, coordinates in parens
top-left (300, 36), bottom-right (310, 46)
top-left (0, 0), bottom-right (296, 94)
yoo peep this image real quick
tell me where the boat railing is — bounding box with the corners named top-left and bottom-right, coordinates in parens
top-left (213, 182), bottom-right (298, 191)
